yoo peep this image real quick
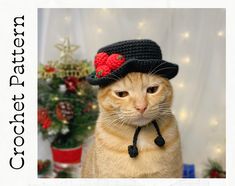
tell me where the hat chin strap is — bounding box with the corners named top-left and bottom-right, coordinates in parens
top-left (128, 120), bottom-right (165, 158)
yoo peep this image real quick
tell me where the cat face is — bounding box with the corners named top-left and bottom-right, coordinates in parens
top-left (98, 72), bottom-right (173, 126)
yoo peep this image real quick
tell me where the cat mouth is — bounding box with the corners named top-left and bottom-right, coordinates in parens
top-left (127, 116), bottom-right (152, 126)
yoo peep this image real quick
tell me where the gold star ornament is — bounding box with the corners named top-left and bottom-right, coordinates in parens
top-left (55, 37), bottom-right (79, 60)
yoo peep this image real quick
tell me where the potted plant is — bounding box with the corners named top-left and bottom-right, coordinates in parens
top-left (38, 38), bottom-right (98, 169)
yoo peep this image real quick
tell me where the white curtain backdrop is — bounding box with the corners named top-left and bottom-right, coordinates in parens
top-left (38, 8), bottom-right (225, 177)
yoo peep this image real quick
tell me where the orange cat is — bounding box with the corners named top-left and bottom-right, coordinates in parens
top-left (81, 72), bottom-right (182, 178)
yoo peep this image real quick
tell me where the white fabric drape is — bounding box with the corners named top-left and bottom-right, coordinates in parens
top-left (38, 8), bottom-right (225, 177)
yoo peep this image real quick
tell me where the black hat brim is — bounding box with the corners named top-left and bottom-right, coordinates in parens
top-left (86, 59), bottom-right (178, 87)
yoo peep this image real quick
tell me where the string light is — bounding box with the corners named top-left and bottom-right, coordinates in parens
top-left (178, 82), bottom-right (185, 88)
top-left (88, 126), bottom-right (92, 130)
top-left (96, 27), bottom-right (103, 34)
top-left (77, 91), bottom-right (83, 96)
top-left (64, 16), bottom-right (71, 23)
top-left (217, 31), bottom-right (224, 37)
top-left (52, 96), bottom-right (59, 101)
top-left (92, 104), bottom-right (97, 110)
top-left (100, 8), bottom-right (110, 14)
top-left (179, 109), bottom-right (188, 122)
top-left (214, 145), bottom-right (223, 155)
top-left (62, 120), bottom-right (68, 124)
top-left (137, 21), bottom-right (145, 29)
top-left (210, 118), bottom-right (219, 127)
top-left (182, 32), bottom-right (190, 39)
top-left (182, 56), bottom-right (191, 64)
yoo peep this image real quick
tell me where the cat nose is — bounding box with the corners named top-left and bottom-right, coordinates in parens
top-left (135, 105), bottom-right (147, 113)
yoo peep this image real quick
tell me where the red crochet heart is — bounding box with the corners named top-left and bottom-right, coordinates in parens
top-left (94, 52), bottom-right (109, 68)
top-left (106, 54), bottom-right (126, 70)
top-left (96, 65), bottom-right (111, 78)
top-left (94, 52), bottom-right (125, 78)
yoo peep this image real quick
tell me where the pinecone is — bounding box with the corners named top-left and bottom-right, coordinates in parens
top-left (56, 101), bottom-right (74, 121)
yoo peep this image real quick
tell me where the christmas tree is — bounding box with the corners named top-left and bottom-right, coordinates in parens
top-left (38, 38), bottom-right (98, 149)
top-left (203, 159), bottom-right (226, 178)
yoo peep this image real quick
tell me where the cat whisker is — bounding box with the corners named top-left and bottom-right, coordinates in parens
top-left (148, 61), bottom-right (168, 76)
top-left (105, 76), bottom-right (120, 82)
top-left (109, 117), bottom-right (121, 126)
top-left (106, 73), bottom-right (122, 82)
top-left (150, 66), bottom-right (178, 76)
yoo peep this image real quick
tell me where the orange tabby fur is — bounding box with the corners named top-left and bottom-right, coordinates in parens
top-left (81, 72), bottom-right (182, 178)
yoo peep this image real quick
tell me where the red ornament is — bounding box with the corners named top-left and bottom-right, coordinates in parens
top-left (106, 54), bottom-right (125, 70)
top-left (56, 101), bottom-right (74, 121)
top-left (38, 108), bottom-right (48, 123)
top-left (64, 76), bottom-right (79, 92)
top-left (38, 108), bottom-right (52, 129)
top-left (42, 117), bottom-right (52, 129)
top-left (210, 169), bottom-right (220, 178)
top-left (83, 102), bottom-right (93, 113)
top-left (44, 65), bottom-right (56, 73)
top-left (94, 52), bottom-right (109, 68)
top-left (96, 65), bottom-right (111, 78)
top-left (38, 160), bottom-right (44, 172)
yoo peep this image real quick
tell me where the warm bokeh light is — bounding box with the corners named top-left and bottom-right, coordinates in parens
top-left (210, 118), bottom-right (219, 127)
top-left (178, 82), bottom-right (185, 88)
top-left (179, 109), bottom-right (188, 122)
top-left (214, 145), bottom-right (223, 155)
top-left (182, 32), bottom-right (190, 39)
top-left (96, 27), bottom-right (103, 34)
top-left (182, 56), bottom-right (191, 64)
top-left (138, 21), bottom-right (145, 29)
top-left (64, 16), bottom-right (71, 23)
top-left (217, 31), bottom-right (224, 37)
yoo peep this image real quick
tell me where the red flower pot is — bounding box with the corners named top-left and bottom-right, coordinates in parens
top-left (51, 145), bottom-right (82, 164)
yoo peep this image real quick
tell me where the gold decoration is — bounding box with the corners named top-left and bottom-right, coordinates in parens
top-left (92, 104), bottom-right (97, 110)
top-left (39, 37), bottom-right (91, 79)
top-left (62, 120), bottom-right (69, 124)
top-left (55, 37), bottom-right (79, 61)
top-left (52, 96), bottom-right (59, 101)
top-left (87, 126), bottom-right (92, 130)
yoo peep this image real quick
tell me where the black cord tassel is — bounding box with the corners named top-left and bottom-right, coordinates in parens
top-left (152, 120), bottom-right (165, 147)
top-left (128, 120), bottom-right (165, 158)
top-left (128, 126), bottom-right (142, 158)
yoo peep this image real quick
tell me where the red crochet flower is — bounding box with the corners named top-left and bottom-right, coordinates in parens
top-left (96, 65), bottom-right (111, 78)
top-left (106, 54), bottom-right (125, 70)
top-left (94, 52), bottom-right (109, 68)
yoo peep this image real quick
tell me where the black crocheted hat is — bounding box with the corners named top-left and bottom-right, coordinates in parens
top-left (87, 39), bottom-right (178, 87)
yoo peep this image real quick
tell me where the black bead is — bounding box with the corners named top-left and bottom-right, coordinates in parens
top-left (128, 145), bottom-right (138, 158)
top-left (154, 136), bottom-right (165, 147)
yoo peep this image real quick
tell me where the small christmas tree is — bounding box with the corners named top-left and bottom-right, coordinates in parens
top-left (203, 159), bottom-right (226, 178)
top-left (38, 38), bottom-right (98, 149)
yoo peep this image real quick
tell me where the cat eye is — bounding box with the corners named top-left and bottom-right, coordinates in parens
top-left (147, 86), bottom-right (159, 94)
top-left (115, 91), bottom-right (129, 98)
